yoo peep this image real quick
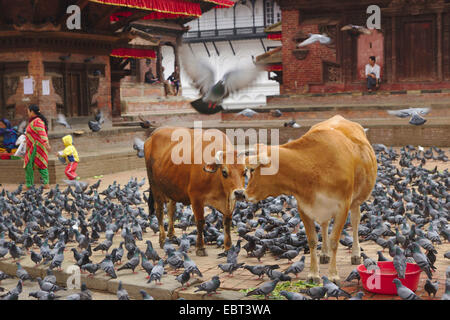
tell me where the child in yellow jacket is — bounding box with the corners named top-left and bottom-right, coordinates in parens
top-left (56, 135), bottom-right (79, 180)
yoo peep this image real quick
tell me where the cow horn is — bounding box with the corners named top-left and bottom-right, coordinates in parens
top-left (215, 150), bottom-right (224, 164)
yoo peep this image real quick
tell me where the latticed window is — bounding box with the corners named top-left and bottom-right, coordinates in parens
top-left (265, 0), bottom-right (274, 25)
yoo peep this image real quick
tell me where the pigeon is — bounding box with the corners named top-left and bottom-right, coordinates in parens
top-left (393, 247), bottom-right (407, 279)
top-left (361, 252), bottom-right (378, 271)
top-left (139, 290), bottom-right (154, 300)
top-left (322, 276), bottom-right (351, 299)
top-left (349, 291), bottom-right (365, 300)
top-left (410, 243), bottom-right (434, 280)
top-left (100, 254), bottom-right (117, 279)
top-left (246, 279), bottom-right (279, 300)
top-left (387, 108), bottom-right (430, 126)
top-left (141, 254), bottom-right (154, 279)
top-left (0, 280), bottom-right (22, 300)
top-left (237, 108), bottom-right (258, 118)
top-left (117, 249), bottom-right (140, 274)
top-left (145, 240), bottom-right (161, 263)
top-left (277, 248), bottom-right (300, 262)
top-left (284, 256), bottom-right (305, 278)
top-left (43, 269), bottom-right (56, 284)
top-left (299, 286), bottom-right (328, 300)
top-left (298, 33), bottom-right (331, 47)
top-left (117, 281), bottom-right (130, 300)
top-left (393, 279), bottom-right (421, 300)
top-left (0, 271), bottom-right (12, 283)
top-left (66, 283), bottom-right (92, 300)
top-left (442, 275), bottom-right (450, 300)
top-left (218, 262), bottom-right (244, 277)
top-left (243, 264), bottom-right (279, 280)
top-left (180, 45), bottom-right (262, 114)
top-left (340, 24), bottom-right (371, 35)
top-left (424, 279), bottom-right (439, 298)
top-left (29, 290), bottom-right (60, 300)
top-left (345, 269), bottom-right (360, 284)
top-left (176, 270), bottom-right (191, 290)
top-left (137, 115), bottom-right (153, 129)
top-left (271, 109), bottom-right (282, 117)
top-left (377, 251), bottom-right (390, 262)
top-left (80, 263), bottom-right (100, 277)
top-left (279, 290), bottom-right (311, 300)
top-left (183, 253), bottom-right (203, 277)
top-left (30, 250), bottom-right (42, 265)
top-left (133, 137), bottom-right (145, 158)
top-left (283, 119), bottom-right (301, 128)
top-left (166, 250), bottom-right (184, 273)
top-left (194, 275), bottom-right (221, 296)
top-left (56, 114), bottom-right (72, 129)
top-left (16, 263), bottom-right (32, 282)
top-left (148, 259), bottom-right (164, 285)
top-left (49, 245), bottom-right (65, 270)
top-left (37, 277), bottom-right (66, 292)
top-left (88, 110), bottom-right (105, 132)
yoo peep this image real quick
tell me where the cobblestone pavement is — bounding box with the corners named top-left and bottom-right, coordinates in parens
top-left (0, 147), bottom-right (449, 300)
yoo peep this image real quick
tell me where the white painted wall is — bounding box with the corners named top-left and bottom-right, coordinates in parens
top-left (184, 0), bottom-right (281, 31)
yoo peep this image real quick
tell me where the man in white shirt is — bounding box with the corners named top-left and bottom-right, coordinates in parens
top-left (365, 56), bottom-right (381, 92)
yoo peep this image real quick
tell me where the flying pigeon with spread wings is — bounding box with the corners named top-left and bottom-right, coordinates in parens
top-left (180, 46), bottom-right (262, 115)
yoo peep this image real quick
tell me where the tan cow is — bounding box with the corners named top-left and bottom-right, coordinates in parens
top-left (244, 115), bottom-right (377, 284)
top-left (144, 127), bottom-right (247, 256)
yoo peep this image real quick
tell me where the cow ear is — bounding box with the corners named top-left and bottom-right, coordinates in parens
top-left (203, 163), bottom-right (219, 173)
top-left (246, 155), bottom-right (270, 169)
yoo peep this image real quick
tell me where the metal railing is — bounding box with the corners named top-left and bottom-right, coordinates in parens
top-left (183, 26), bottom-right (266, 41)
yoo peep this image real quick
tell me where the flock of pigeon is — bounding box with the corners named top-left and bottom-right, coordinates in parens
top-left (0, 143), bottom-right (448, 300)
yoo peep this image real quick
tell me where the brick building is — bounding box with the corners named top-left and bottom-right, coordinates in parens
top-left (271, 0), bottom-right (450, 94)
top-left (0, 0), bottom-right (234, 127)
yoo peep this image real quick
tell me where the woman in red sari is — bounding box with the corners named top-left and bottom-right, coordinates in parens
top-left (23, 104), bottom-right (51, 190)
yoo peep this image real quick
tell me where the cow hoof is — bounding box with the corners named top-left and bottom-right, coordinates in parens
top-left (319, 254), bottom-right (330, 264)
top-left (306, 274), bottom-right (321, 284)
top-left (196, 248), bottom-right (208, 257)
top-left (351, 255), bottom-right (361, 265)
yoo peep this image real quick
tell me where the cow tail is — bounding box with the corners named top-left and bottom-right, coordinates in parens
top-left (147, 186), bottom-right (155, 217)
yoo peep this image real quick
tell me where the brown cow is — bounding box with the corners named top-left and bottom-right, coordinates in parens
top-left (244, 115), bottom-right (377, 284)
top-left (144, 127), bottom-right (247, 256)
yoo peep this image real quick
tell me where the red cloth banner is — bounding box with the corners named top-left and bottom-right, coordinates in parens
top-left (90, 0), bottom-right (202, 17)
top-left (266, 64), bottom-right (282, 72)
top-left (111, 48), bottom-right (156, 59)
top-left (111, 11), bottom-right (190, 21)
top-left (209, 0), bottom-right (234, 8)
top-left (267, 33), bottom-right (282, 41)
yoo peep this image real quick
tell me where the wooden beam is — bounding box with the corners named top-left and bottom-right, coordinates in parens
top-left (94, 6), bottom-right (120, 29)
top-left (111, 11), bottom-right (149, 32)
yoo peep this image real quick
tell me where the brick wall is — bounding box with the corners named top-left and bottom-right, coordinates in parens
top-left (281, 9), bottom-right (337, 94)
top-left (0, 50), bottom-right (111, 125)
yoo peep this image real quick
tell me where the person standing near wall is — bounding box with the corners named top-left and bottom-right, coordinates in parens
top-left (23, 104), bottom-right (51, 190)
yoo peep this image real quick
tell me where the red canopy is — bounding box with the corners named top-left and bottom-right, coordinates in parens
top-left (111, 48), bottom-right (156, 59)
top-left (266, 64), bottom-right (282, 72)
top-left (267, 33), bottom-right (282, 41)
top-left (111, 11), bottom-right (191, 21)
top-left (90, 0), bottom-right (202, 17)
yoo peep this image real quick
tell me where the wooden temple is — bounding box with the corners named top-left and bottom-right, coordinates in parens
top-left (0, 0), bottom-right (234, 127)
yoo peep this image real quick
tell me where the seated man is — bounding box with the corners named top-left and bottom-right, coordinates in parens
top-left (167, 66), bottom-right (181, 96)
top-left (0, 118), bottom-right (18, 153)
top-left (144, 67), bottom-right (158, 84)
top-left (365, 56), bottom-right (381, 92)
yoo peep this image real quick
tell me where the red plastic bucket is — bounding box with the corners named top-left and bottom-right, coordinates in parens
top-left (357, 261), bottom-right (422, 295)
